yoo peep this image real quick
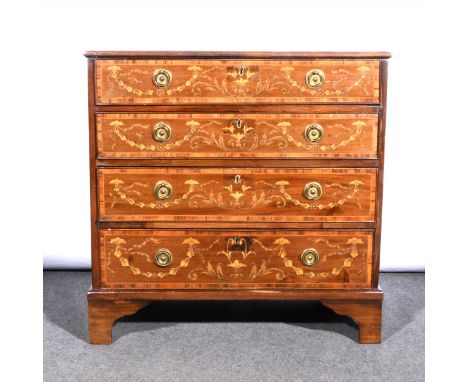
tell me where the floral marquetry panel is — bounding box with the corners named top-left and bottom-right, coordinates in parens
top-left (98, 168), bottom-right (377, 222)
top-left (95, 59), bottom-right (380, 104)
top-left (100, 230), bottom-right (373, 289)
top-left (96, 113), bottom-right (378, 159)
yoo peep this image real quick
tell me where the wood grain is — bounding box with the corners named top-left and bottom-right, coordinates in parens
top-left (88, 286), bottom-right (384, 301)
top-left (372, 60), bottom-right (388, 288)
top-left (95, 59), bottom-right (380, 104)
top-left (95, 104), bottom-right (381, 113)
top-left (100, 230), bottom-right (373, 289)
top-left (97, 221), bottom-right (376, 230)
top-left (95, 158), bottom-right (380, 168)
top-left (88, 299), bottom-right (150, 344)
top-left (321, 300), bottom-right (382, 343)
top-left (87, 59), bottom-right (101, 288)
top-left (98, 168), bottom-right (377, 222)
top-left (85, 51), bottom-right (391, 59)
top-left (97, 113), bottom-right (378, 159)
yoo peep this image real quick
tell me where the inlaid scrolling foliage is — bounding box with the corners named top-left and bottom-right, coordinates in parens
top-left (108, 176), bottom-right (365, 211)
top-left (107, 235), bottom-right (366, 281)
top-left (109, 236), bottom-right (213, 279)
top-left (281, 66), bottom-right (373, 96)
top-left (107, 66), bottom-right (155, 97)
top-left (105, 64), bottom-right (374, 98)
top-left (108, 119), bottom-right (367, 153)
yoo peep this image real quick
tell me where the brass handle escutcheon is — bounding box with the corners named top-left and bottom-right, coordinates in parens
top-left (304, 182), bottom-right (322, 200)
top-left (152, 123), bottom-right (172, 142)
top-left (304, 124), bottom-right (324, 143)
top-left (306, 69), bottom-right (325, 88)
top-left (301, 248), bottom-right (320, 266)
top-left (154, 180), bottom-right (173, 200)
top-left (152, 68), bottom-right (172, 87)
top-left (154, 249), bottom-right (172, 267)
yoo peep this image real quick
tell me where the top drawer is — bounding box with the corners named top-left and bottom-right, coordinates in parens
top-left (95, 59), bottom-right (380, 105)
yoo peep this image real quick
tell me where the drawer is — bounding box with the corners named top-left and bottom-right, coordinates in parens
top-left (100, 230), bottom-right (373, 289)
top-left (98, 168), bottom-right (377, 222)
top-left (97, 113), bottom-right (378, 159)
top-left (95, 59), bottom-right (380, 104)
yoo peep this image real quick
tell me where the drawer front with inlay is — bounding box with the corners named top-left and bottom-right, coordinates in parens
top-left (100, 230), bottom-right (373, 289)
top-left (98, 168), bottom-right (377, 222)
top-left (95, 59), bottom-right (380, 104)
top-left (97, 113), bottom-right (379, 159)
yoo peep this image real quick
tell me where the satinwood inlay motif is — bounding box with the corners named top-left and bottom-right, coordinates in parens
top-left (95, 59), bottom-right (380, 104)
top-left (106, 234), bottom-right (367, 282)
top-left (105, 64), bottom-right (374, 98)
top-left (107, 119), bottom-right (368, 153)
top-left (108, 176), bottom-right (364, 211)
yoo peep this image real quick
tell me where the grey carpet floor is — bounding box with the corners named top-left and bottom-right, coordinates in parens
top-left (43, 272), bottom-right (424, 382)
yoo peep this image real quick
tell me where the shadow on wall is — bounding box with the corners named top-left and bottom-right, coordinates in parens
top-left (43, 271), bottom-right (424, 344)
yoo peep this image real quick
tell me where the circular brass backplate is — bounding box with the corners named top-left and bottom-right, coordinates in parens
top-left (152, 123), bottom-right (172, 142)
top-left (154, 249), bottom-right (172, 267)
top-left (303, 182), bottom-right (322, 201)
top-left (306, 69), bottom-right (325, 88)
top-left (152, 69), bottom-right (172, 87)
top-left (304, 124), bottom-right (324, 143)
top-left (301, 248), bottom-right (320, 266)
top-left (154, 180), bottom-right (173, 200)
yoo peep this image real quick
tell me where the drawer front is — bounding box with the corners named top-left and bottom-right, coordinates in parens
top-left (98, 168), bottom-right (377, 222)
top-left (97, 113), bottom-right (378, 159)
top-left (100, 230), bottom-right (373, 289)
top-left (95, 59), bottom-right (380, 104)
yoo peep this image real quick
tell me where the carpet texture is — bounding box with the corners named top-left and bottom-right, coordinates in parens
top-left (43, 272), bottom-right (424, 382)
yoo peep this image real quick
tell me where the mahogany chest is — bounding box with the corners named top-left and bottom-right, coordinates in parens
top-left (85, 51), bottom-right (390, 344)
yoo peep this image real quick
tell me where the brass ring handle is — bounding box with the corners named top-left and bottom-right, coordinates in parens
top-left (154, 249), bottom-right (172, 267)
top-left (301, 248), bottom-right (320, 266)
top-left (152, 68), bottom-right (172, 87)
top-left (304, 182), bottom-right (322, 201)
top-left (304, 124), bottom-right (324, 143)
top-left (152, 123), bottom-right (172, 142)
top-left (306, 69), bottom-right (325, 88)
top-left (154, 180), bottom-right (173, 200)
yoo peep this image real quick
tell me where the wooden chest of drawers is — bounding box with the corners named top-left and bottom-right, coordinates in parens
top-left (86, 51), bottom-right (390, 344)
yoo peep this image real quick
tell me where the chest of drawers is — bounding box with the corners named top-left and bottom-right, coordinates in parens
top-left (86, 51), bottom-right (390, 344)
